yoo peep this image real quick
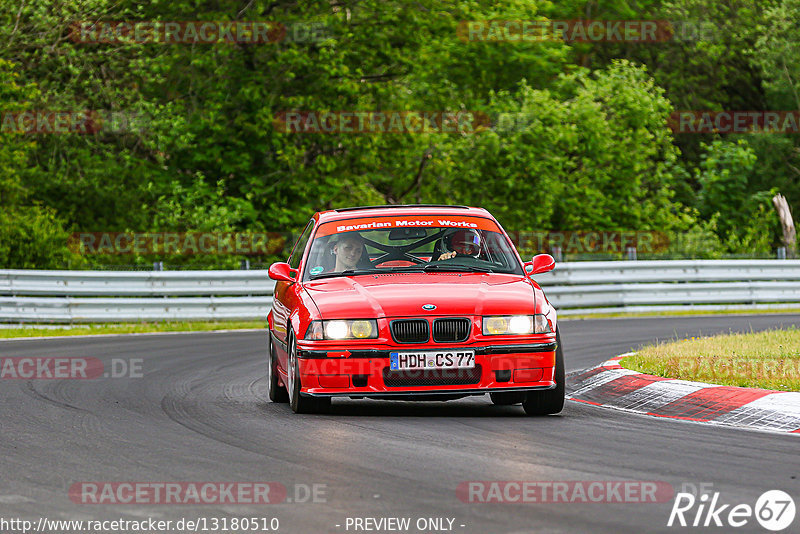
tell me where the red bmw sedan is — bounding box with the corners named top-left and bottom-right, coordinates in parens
top-left (267, 205), bottom-right (563, 414)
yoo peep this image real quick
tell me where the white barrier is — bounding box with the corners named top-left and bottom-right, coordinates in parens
top-left (1, 260), bottom-right (799, 322)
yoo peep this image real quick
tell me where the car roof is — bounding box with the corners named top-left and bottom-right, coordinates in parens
top-left (314, 205), bottom-right (493, 224)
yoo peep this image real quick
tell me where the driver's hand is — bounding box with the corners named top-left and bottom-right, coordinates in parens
top-left (437, 251), bottom-right (456, 261)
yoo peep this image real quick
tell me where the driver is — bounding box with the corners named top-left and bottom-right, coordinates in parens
top-left (437, 229), bottom-right (483, 260)
top-left (333, 233), bottom-right (365, 271)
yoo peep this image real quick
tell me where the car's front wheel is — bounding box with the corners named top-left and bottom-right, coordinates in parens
top-left (287, 331), bottom-right (331, 414)
top-left (267, 333), bottom-right (289, 403)
top-left (522, 331), bottom-right (565, 416)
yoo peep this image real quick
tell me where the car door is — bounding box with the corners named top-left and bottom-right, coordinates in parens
top-left (272, 219), bottom-right (315, 370)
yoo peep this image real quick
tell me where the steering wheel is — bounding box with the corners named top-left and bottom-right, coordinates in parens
top-left (371, 253), bottom-right (427, 267)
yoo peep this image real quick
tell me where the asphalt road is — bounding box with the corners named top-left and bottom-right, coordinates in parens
top-left (1, 315), bottom-right (799, 534)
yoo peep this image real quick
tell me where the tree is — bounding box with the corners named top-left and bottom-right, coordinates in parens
top-left (0, 59), bottom-right (76, 268)
top-left (694, 139), bottom-right (777, 253)
top-left (439, 61), bottom-right (683, 233)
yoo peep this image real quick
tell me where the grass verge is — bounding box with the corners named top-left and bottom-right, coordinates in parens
top-left (0, 321), bottom-right (265, 339)
top-left (621, 327), bottom-right (800, 391)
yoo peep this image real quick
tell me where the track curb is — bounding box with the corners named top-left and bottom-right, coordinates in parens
top-left (567, 354), bottom-right (800, 434)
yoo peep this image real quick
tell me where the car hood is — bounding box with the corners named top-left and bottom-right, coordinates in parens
top-left (303, 272), bottom-right (536, 319)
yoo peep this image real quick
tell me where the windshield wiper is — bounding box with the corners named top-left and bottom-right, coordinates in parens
top-left (311, 265), bottom-right (495, 279)
top-left (380, 266), bottom-right (427, 273)
top-left (311, 268), bottom-right (384, 280)
top-left (422, 264), bottom-right (493, 273)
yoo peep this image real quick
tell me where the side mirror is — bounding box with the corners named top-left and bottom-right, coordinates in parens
top-left (268, 262), bottom-right (297, 282)
top-left (527, 254), bottom-right (555, 275)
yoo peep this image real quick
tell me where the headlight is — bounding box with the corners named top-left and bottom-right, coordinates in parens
top-left (482, 314), bottom-right (551, 335)
top-left (305, 319), bottom-right (378, 340)
top-left (325, 321), bottom-right (349, 339)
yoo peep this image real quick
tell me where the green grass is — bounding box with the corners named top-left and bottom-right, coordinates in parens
top-left (621, 327), bottom-right (800, 391)
top-left (0, 321), bottom-right (265, 339)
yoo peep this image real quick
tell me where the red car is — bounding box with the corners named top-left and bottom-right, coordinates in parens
top-left (266, 205), bottom-right (563, 414)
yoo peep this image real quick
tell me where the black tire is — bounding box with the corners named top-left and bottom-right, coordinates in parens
top-left (267, 333), bottom-right (289, 403)
top-left (287, 331), bottom-right (331, 414)
top-left (489, 392), bottom-right (526, 405)
top-left (522, 331), bottom-right (565, 416)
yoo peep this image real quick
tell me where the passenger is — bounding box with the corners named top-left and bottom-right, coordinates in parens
top-left (333, 233), bottom-right (365, 271)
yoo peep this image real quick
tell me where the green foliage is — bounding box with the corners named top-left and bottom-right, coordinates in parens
top-left (696, 139), bottom-right (758, 222)
top-left (747, 0), bottom-right (800, 222)
top-left (0, 59), bottom-right (77, 267)
top-left (0, 58), bottom-right (37, 207)
top-left (694, 139), bottom-right (778, 253)
top-left (440, 61), bottom-right (681, 233)
top-left (754, 0), bottom-right (800, 110)
top-left (0, 0), bottom-right (795, 267)
top-left (578, 0), bottom-right (777, 110)
top-left (0, 205), bottom-right (77, 268)
top-left (663, 216), bottom-right (728, 259)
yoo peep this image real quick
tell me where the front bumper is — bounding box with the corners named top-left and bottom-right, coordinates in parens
top-left (295, 341), bottom-right (557, 397)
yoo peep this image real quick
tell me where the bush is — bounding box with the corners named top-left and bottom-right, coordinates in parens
top-left (0, 205), bottom-right (80, 268)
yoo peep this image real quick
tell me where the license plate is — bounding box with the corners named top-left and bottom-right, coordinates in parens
top-left (389, 350), bottom-right (475, 370)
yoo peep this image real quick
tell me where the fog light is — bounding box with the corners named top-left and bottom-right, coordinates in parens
top-left (484, 317), bottom-right (508, 335)
top-left (350, 320), bottom-right (373, 338)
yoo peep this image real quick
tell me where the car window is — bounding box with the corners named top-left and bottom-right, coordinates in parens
top-left (302, 215), bottom-right (524, 279)
top-left (288, 219), bottom-right (315, 270)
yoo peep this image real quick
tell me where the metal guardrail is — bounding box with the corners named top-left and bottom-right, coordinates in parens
top-left (0, 296), bottom-right (274, 322)
top-left (534, 260), bottom-right (800, 314)
top-left (1, 260), bottom-right (800, 322)
top-left (0, 270), bottom-right (274, 296)
top-left (536, 260), bottom-right (800, 285)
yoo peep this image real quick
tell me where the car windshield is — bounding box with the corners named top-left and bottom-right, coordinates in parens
top-left (303, 215), bottom-right (524, 280)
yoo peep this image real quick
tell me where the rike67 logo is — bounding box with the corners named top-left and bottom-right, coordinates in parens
top-left (668, 484), bottom-right (795, 531)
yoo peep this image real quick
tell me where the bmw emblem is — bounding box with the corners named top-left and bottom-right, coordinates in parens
top-left (422, 304), bottom-right (436, 311)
